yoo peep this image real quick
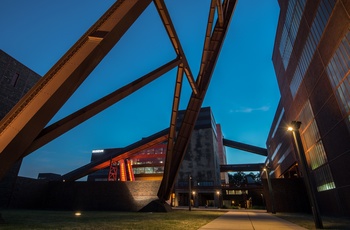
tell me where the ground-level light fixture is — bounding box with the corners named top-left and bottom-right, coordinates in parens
top-left (74, 212), bottom-right (82, 216)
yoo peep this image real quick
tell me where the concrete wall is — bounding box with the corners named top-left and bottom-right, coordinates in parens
top-left (9, 177), bottom-right (160, 211)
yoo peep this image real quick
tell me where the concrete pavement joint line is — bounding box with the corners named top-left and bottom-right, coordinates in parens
top-left (247, 212), bottom-right (256, 230)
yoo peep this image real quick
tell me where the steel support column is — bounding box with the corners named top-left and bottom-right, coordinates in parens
top-left (158, 0), bottom-right (237, 201)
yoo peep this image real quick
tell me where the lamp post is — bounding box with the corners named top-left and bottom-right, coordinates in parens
top-left (192, 191), bottom-right (196, 208)
top-left (263, 166), bottom-right (276, 214)
top-left (216, 191), bottom-right (220, 208)
top-left (188, 175), bottom-right (192, 211)
top-left (288, 121), bottom-right (323, 229)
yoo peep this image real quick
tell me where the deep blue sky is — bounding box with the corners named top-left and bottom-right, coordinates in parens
top-left (0, 0), bottom-right (280, 179)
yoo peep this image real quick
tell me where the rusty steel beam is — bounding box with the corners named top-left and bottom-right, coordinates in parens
top-left (0, 0), bottom-right (152, 180)
top-left (23, 58), bottom-right (181, 156)
top-left (153, 0), bottom-right (198, 95)
top-left (162, 63), bottom-right (184, 194)
top-left (158, 0), bottom-right (237, 201)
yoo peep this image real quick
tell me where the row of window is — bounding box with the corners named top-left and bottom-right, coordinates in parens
top-left (290, 0), bottom-right (336, 97)
top-left (133, 167), bottom-right (164, 174)
top-left (326, 31), bottom-right (350, 118)
top-left (279, 0), bottom-right (306, 69)
top-left (298, 100), bottom-right (335, 191)
top-left (225, 190), bottom-right (248, 195)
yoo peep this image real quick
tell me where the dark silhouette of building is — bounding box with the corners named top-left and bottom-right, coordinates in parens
top-left (267, 0), bottom-right (350, 216)
top-left (0, 49), bottom-right (41, 208)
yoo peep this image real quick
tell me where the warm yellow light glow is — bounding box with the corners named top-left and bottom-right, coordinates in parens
top-left (192, 191), bottom-right (196, 195)
top-left (75, 212), bottom-right (82, 216)
top-left (287, 126), bottom-right (294, 131)
top-left (216, 191), bottom-right (220, 195)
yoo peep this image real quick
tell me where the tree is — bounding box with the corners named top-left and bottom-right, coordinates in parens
top-left (228, 172), bottom-right (262, 186)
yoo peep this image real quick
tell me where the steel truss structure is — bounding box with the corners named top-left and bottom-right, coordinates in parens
top-left (0, 0), bottom-right (237, 202)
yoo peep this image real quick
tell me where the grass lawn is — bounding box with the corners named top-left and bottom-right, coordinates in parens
top-left (0, 209), bottom-right (225, 230)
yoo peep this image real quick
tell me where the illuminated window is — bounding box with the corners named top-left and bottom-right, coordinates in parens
top-left (225, 190), bottom-right (248, 195)
top-left (298, 101), bottom-right (335, 191)
top-left (315, 165), bottom-right (336, 192)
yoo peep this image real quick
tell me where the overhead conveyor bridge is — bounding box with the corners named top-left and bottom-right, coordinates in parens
top-left (223, 138), bottom-right (267, 156)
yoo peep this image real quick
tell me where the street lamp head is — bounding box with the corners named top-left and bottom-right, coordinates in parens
top-left (288, 121), bottom-right (302, 131)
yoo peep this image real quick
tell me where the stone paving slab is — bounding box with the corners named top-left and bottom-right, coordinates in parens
top-left (198, 210), bottom-right (307, 230)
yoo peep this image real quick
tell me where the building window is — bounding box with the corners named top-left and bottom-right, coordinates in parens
top-left (298, 101), bottom-right (335, 191)
top-left (290, 0), bottom-right (336, 98)
top-left (279, 0), bottom-right (306, 70)
top-left (197, 181), bottom-right (214, 186)
top-left (314, 165), bottom-right (336, 192)
top-left (271, 143), bottom-right (282, 161)
top-left (226, 190), bottom-right (248, 195)
top-left (326, 31), bottom-right (350, 119)
top-left (271, 108), bottom-right (285, 138)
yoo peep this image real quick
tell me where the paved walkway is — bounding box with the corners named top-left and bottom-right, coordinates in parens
top-left (198, 210), bottom-right (307, 230)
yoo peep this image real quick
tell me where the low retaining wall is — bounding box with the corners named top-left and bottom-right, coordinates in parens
top-left (9, 177), bottom-right (160, 211)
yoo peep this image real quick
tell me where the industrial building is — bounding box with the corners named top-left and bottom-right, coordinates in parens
top-left (0, 49), bottom-right (41, 208)
top-left (266, 0), bottom-right (350, 216)
top-left (87, 107), bottom-right (232, 208)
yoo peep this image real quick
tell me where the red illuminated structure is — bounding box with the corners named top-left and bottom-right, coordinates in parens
top-left (90, 143), bottom-right (167, 182)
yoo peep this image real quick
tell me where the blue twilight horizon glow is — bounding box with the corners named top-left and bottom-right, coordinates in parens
top-left (0, 0), bottom-right (280, 179)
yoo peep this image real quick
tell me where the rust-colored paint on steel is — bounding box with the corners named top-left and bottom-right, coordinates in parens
top-left (22, 58), bottom-right (181, 157)
top-left (153, 0), bottom-right (198, 95)
top-left (0, 0), bottom-right (152, 180)
top-left (158, 0), bottom-right (237, 201)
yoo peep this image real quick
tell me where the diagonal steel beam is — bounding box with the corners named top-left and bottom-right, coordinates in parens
top-left (162, 63), bottom-right (184, 195)
top-left (0, 0), bottom-right (152, 179)
top-left (22, 58), bottom-right (181, 156)
top-left (158, 0), bottom-right (237, 201)
top-left (153, 0), bottom-right (198, 95)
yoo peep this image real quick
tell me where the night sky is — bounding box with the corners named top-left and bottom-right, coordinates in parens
top-left (0, 0), bottom-right (280, 179)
